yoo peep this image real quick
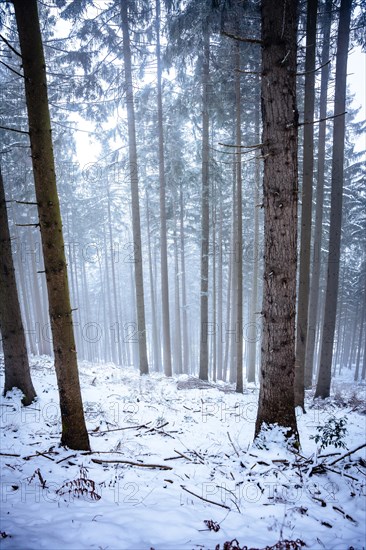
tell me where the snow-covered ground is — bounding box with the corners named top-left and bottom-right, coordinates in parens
top-left (0, 356), bottom-right (365, 550)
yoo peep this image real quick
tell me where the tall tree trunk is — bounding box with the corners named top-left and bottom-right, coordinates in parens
top-left (212, 198), bottom-right (217, 382)
top-left (216, 185), bottom-right (223, 380)
top-left (13, 0), bottom-right (90, 450)
top-left (354, 284), bottom-right (365, 381)
top-left (295, 0), bottom-right (318, 409)
top-left (146, 193), bottom-right (161, 371)
top-left (107, 186), bottom-right (123, 366)
top-left (247, 87), bottom-right (261, 384)
top-left (11, 208), bottom-right (36, 356)
top-left (156, 0), bottom-right (172, 377)
top-left (179, 181), bottom-right (189, 374)
top-left (255, 0), bottom-right (299, 439)
top-left (173, 206), bottom-right (183, 375)
top-left (229, 162), bottom-right (238, 385)
top-left (0, 167), bottom-right (36, 405)
top-left (199, 22), bottom-right (210, 381)
top-left (235, 41), bottom-right (243, 393)
top-left (315, 0), bottom-right (352, 399)
top-left (304, 0), bottom-right (332, 387)
top-left (223, 232), bottom-right (232, 382)
top-left (120, 0), bottom-right (149, 375)
top-left (347, 302), bottom-right (359, 369)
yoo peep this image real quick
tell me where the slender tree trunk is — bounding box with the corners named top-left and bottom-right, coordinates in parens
top-left (304, 0), bottom-right (332, 388)
top-left (13, 0), bottom-right (90, 450)
top-left (247, 87), bottom-right (261, 384)
top-left (103, 225), bottom-right (114, 363)
top-left (217, 185), bottom-right (223, 380)
top-left (199, 22), bottom-right (210, 381)
top-left (223, 234), bottom-right (232, 382)
top-left (0, 167), bottom-right (36, 405)
top-left (347, 302), bottom-right (359, 369)
top-left (28, 229), bottom-right (50, 356)
top-left (173, 206), bottom-right (183, 375)
top-left (146, 193), bottom-right (161, 371)
top-left (156, 0), bottom-right (172, 376)
top-left (235, 41), bottom-right (243, 393)
top-left (354, 285), bottom-right (365, 381)
top-left (179, 181), bottom-right (189, 374)
top-left (334, 267), bottom-right (346, 374)
top-left (212, 198), bottom-right (217, 382)
top-left (107, 186), bottom-right (123, 366)
top-left (11, 210), bottom-right (35, 356)
top-left (295, 0), bottom-right (318, 409)
top-left (229, 162), bottom-right (238, 385)
top-left (315, 0), bottom-right (352, 399)
top-left (120, 0), bottom-right (149, 375)
top-left (255, 0), bottom-right (299, 440)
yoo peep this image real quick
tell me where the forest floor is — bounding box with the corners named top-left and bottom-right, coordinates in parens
top-left (0, 356), bottom-right (365, 550)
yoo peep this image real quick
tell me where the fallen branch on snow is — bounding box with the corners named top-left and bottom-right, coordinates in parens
top-left (180, 484), bottom-right (231, 510)
top-left (91, 458), bottom-right (172, 470)
top-left (329, 442), bottom-right (366, 466)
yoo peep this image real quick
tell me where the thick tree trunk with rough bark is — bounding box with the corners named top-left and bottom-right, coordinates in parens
top-left (255, 0), bottom-right (299, 440)
top-left (120, 0), bottom-right (149, 375)
top-left (199, 23), bottom-right (210, 381)
top-left (12, 0), bottom-right (90, 450)
top-left (295, 0), bottom-right (318, 409)
top-left (0, 167), bottom-right (36, 405)
top-left (315, 0), bottom-right (352, 399)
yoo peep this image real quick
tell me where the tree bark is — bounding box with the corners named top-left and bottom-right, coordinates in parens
top-left (199, 22), bottom-right (210, 381)
top-left (179, 181), bottom-right (189, 374)
top-left (146, 193), bottom-right (161, 371)
top-left (12, 0), bottom-right (90, 450)
top-left (295, 0), bottom-right (318, 409)
top-left (303, 0), bottom-right (331, 388)
top-left (173, 205), bottom-right (183, 375)
top-left (255, 0), bottom-right (299, 440)
top-left (120, 0), bottom-right (149, 375)
top-left (0, 167), bottom-right (36, 405)
top-left (354, 284), bottom-right (365, 381)
top-left (247, 84), bottom-right (261, 385)
top-left (156, 0), bottom-right (172, 377)
top-left (235, 41), bottom-right (243, 394)
top-left (315, 0), bottom-right (352, 399)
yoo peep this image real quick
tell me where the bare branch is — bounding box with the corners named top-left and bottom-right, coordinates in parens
top-left (329, 442), bottom-right (366, 466)
top-left (298, 111), bottom-right (347, 126)
top-left (297, 59), bottom-right (331, 76)
top-left (0, 125), bottom-right (29, 135)
top-left (91, 458), bottom-right (173, 470)
top-left (0, 34), bottom-right (22, 58)
top-left (0, 60), bottom-right (25, 79)
top-left (180, 485), bottom-right (231, 510)
top-left (221, 30), bottom-right (262, 45)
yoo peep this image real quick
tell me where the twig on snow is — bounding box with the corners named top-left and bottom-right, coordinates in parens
top-left (91, 458), bottom-right (173, 470)
top-left (329, 443), bottom-right (366, 466)
top-left (180, 485), bottom-right (231, 510)
top-left (227, 432), bottom-right (240, 457)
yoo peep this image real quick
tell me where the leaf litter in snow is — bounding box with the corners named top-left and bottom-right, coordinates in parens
top-left (0, 355), bottom-right (365, 549)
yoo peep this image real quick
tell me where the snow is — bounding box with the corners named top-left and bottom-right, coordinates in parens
top-left (0, 356), bottom-right (365, 550)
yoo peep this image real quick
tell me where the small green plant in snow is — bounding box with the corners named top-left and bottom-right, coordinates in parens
top-left (310, 415), bottom-right (348, 450)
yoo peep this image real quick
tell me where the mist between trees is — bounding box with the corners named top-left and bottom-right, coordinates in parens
top-left (0, 0), bottom-right (365, 449)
